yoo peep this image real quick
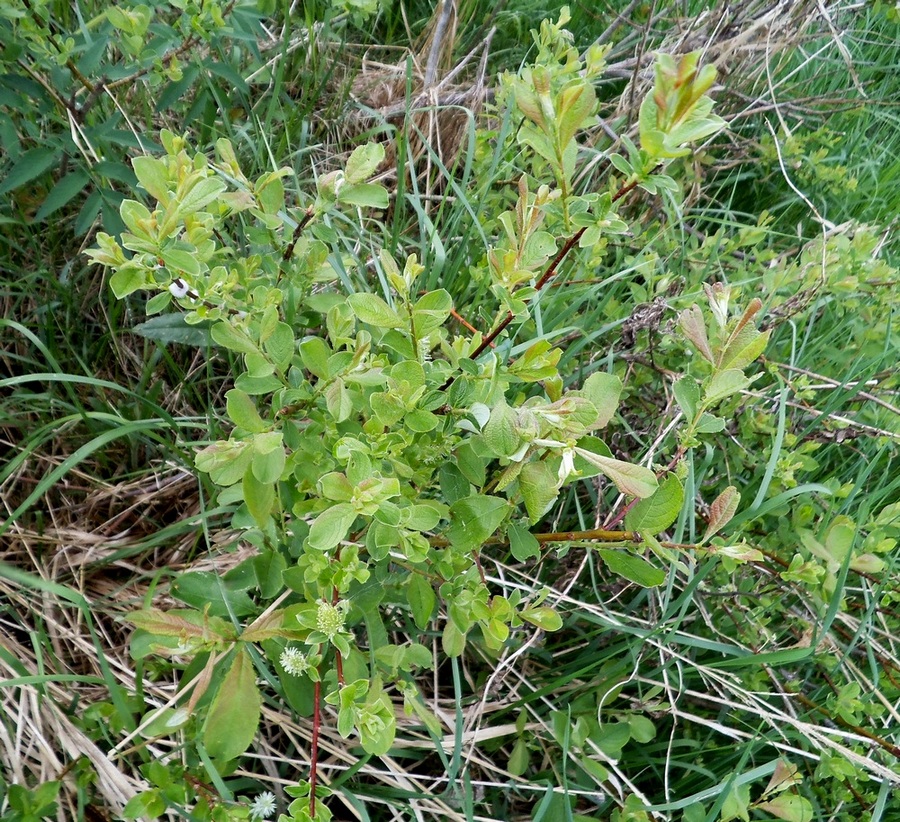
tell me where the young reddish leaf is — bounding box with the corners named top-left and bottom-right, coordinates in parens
top-left (241, 610), bottom-right (287, 643)
top-left (764, 760), bottom-right (801, 796)
top-left (703, 486), bottom-right (740, 542)
top-left (756, 795), bottom-right (814, 822)
top-left (574, 448), bottom-right (658, 498)
top-left (126, 608), bottom-right (234, 642)
top-left (678, 305), bottom-right (714, 362)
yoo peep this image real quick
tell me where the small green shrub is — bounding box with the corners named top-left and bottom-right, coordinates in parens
top-left (86, 11), bottom-right (782, 821)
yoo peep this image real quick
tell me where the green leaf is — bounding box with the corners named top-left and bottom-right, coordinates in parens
top-left (344, 142), bottom-right (385, 184)
top-left (253, 551), bottom-right (287, 599)
top-left (131, 312), bottom-right (212, 344)
top-left (203, 648), bottom-right (261, 761)
top-left (413, 289), bottom-right (452, 335)
top-left (483, 401), bottom-right (520, 458)
top-left (251, 432), bottom-right (285, 483)
top-left (455, 442), bottom-right (486, 487)
top-left (34, 170), bottom-right (90, 220)
top-left (255, 171), bottom-right (285, 215)
top-left (160, 247), bottom-right (201, 276)
top-left (508, 340), bottom-right (561, 382)
top-left (673, 376), bottom-right (700, 420)
top-left (196, 440), bottom-right (253, 487)
top-left (299, 337), bottom-right (332, 379)
top-left (447, 495), bottom-right (508, 551)
top-left (132, 155), bottom-right (169, 203)
top-left (704, 369), bottom-right (750, 404)
top-left (508, 736), bottom-right (530, 777)
top-left (509, 523), bottom-right (540, 562)
top-left (696, 412), bottom-right (725, 433)
top-left (339, 182), bottom-right (389, 209)
top-left (407, 573), bottom-right (435, 630)
top-left (598, 549), bottom-right (666, 587)
top-left (627, 714), bottom-right (656, 743)
top-left (625, 475), bottom-right (683, 535)
top-left (226, 389), bottom-right (267, 433)
top-left (577, 371), bottom-right (622, 428)
top-left (347, 293), bottom-right (404, 328)
top-left (519, 461), bottom-right (559, 523)
top-left (122, 791), bottom-right (166, 818)
top-left (145, 292), bottom-right (172, 315)
top-left (307, 503), bottom-right (356, 550)
top-left (574, 449), bottom-right (658, 498)
top-left (520, 606), bottom-right (563, 631)
top-left (109, 264), bottom-right (148, 298)
top-left (442, 620), bottom-right (466, 657)
top-left (319, 472), bottom-right (354, 502)
top-left (324, 377), bottom-right (352, 422)
top-left (120, 199), bottom-right (154, 238)
top-left (243, 466), bottom-right (275, 528)
top-left (175, 176), bottom-right (226, 218)
top-left (264, 322), bottom-right (294, 370)
top-left (367, 521), bottom-right (401, 560)
top-left (0, 146), bottom-right (58, 195)
top-left (720, 325), bottom-right (769, 372)
top-left (406, 409), bottom-right (439, 432)
top-left (210, 321), bottom-right (259, 355)
top-left (608, 153), bottom-right (633, 176)
top-left (171, 574), bottom-right (256, 618)
top-left (75, 189), bottom-right (103, 235)
top-left (720, 781), bottom-right (751, 822)
top-left (593, 719), bottom-right (631, 757)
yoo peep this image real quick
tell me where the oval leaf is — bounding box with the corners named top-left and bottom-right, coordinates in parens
top-left (598, 549), bottom-right (666, 587)
top-left (574, 449), bottom-right (658, 498)
top-left (347, 293), bottom-right (404, 329)
top-left (203, 649), bottom-right (260, 761)
top-left (703, 485), bottom-right (740, 542)
top-left (626, 475), bottom-right (683, 535)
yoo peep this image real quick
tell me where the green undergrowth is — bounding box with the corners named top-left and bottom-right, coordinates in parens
top-left (1, 2), bottom-right (898, 822)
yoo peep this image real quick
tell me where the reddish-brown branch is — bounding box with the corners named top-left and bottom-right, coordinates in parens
top-left (450, 307), bottom-right (489, 340)
top-left (440, 173), bottom-right (649, 393)
top-left (464, 225), bottom-right (588, 364)
top-left (283, 206), bottom-right (316, 261)
top-left (535, 527), bottom-right (637, 543)
top-left (310, 656), bottom-right (322, 819)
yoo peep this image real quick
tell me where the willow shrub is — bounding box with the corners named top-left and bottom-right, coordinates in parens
top-left (88, 12), bottom-right (769, 821)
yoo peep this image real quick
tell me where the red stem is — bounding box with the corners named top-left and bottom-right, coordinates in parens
top-left (443, 173), bottom-right (648, 388)
top-left (309, 662), bottom-right (321, 819)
